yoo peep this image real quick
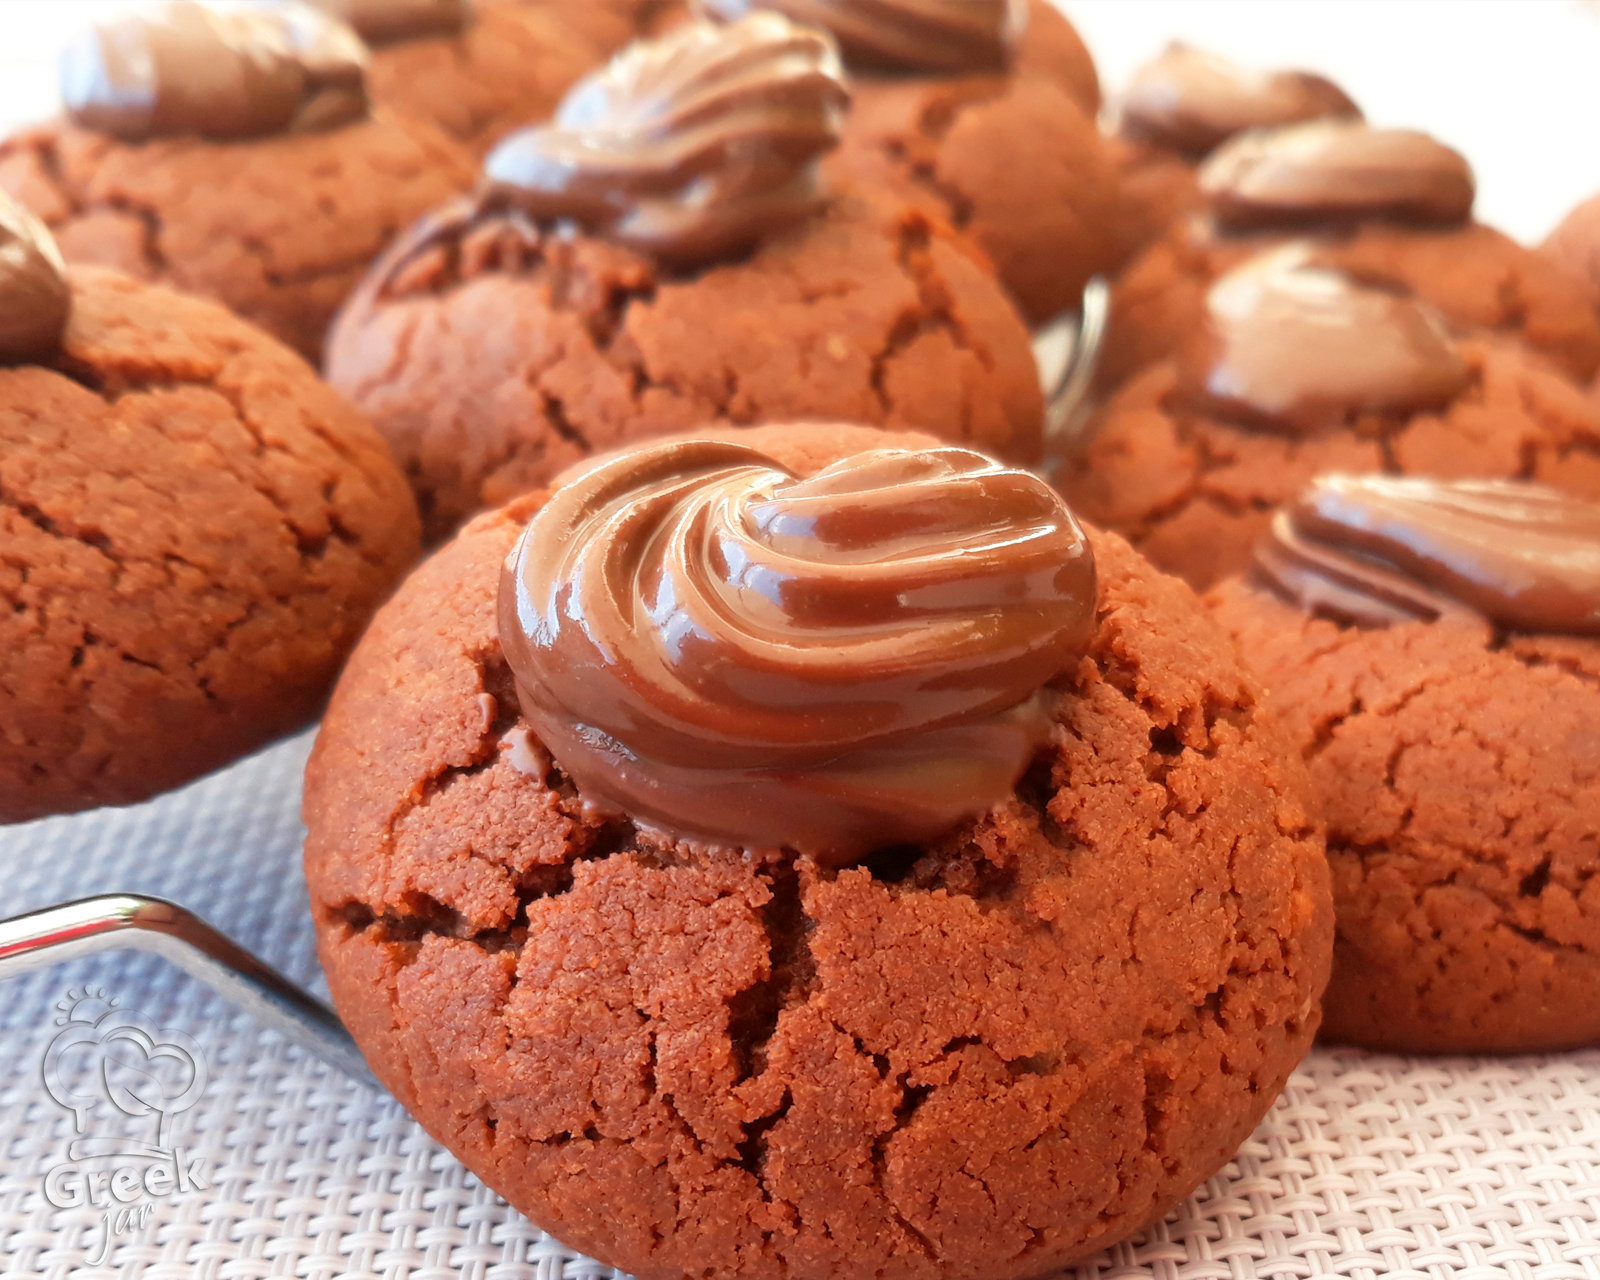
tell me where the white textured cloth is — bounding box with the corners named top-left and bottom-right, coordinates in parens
top-left (0, 734), bottom-right (1597, 1280)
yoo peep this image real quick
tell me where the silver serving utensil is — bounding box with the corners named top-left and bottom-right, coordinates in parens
top-left (1034, 276), bottom-right (1110, 459)
top-left (0, 893), bottom-right (376, 1086)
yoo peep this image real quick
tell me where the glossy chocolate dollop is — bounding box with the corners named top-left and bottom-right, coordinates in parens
top-left (1256, 475), bottom-right (1600, 633)
top-left (1120, 44), bottom-right (1359, 158)
top-left (1199, 120), bottom-right (1475, 232)
top-left (0, 194), bottom-right (71, 365)
top-left (499, 437), bottom-right (1098, 864)
top-left (482, 14), bottom-right (847, 269)
top-left (1184, 246), bottom-right (1469, 434)
top-left (698, 0), bottom-right (1025, 75)
top-left (61, 0), bottom-right (369, 142)
top-left (305, 0), bottom-right (466, 45)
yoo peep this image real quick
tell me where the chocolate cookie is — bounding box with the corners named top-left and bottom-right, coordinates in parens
top-left (326, 16), bottom-right (1043, 539)
top-left (304, 421), bottom-right (1332, 1280)
top-left (313, 0), bottom-right (604, 157)
top-left (0, 205), bottom-right (420, 823)
top-left (1059, 247), bottom-right (1600, 590)
top-left (704, 0), bottom-right (1114, 325)
top-left (1101, 121), bottom-right (1600, 389)
top-left (1209, 475), bottom-right (1600, 1053)
top-left (1108, 44), bottom-right (1360, 265)
top-left (0, 2), bottom-right (476, 361)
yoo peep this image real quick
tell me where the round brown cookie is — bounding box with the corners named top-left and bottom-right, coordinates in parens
top-left (1103, 218), bottom-right (1600, 392)
top-left (326, 188), bottom-right (1044, 539)
top-left (830, 61), bottom-right (1118, 327)
top-left (645, 0), bottom-right (1105, 326)
top-left (1209, 579), bottom-right (1600, 1053)
top-left (0, 266), bottom-right (420, 825)
top-left (358, 3), bottom-right (605, 157)
top-left (304, 420), bottom-right (1331, 1280)
top-left (0, 113), bottom-right (475, 363)
top-left (1058, 338), bottom-right (1600, 592)
top-left (1541, 191), bottom-right (1600, 316)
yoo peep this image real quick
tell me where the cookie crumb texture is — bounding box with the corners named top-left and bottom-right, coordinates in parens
top-left (1211, 584), bottom-right (1600, 1053)
top-left (0, 268), bottom-right (420, 824)
top-left (0, 115), bottom-right (475, 362)
top-left (1060, 339), bottom-right (1600, 591)
top-left (327, 193), bottom-right (1044, 540)
top-left (1101, 221), bottom-right (1600, 392)
top-left (305, 425), bottom-right (1332, 1280)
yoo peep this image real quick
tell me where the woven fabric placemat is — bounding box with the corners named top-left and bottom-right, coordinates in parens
top-left (0, 734), bottom-right (1596, 1280)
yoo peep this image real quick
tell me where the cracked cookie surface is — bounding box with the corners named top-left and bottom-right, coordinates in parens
top-left (304, 422), bottom-right (1332, 1280)
top-left (1101, 219), bottom-right (1600, 392)
top-left (0, 267), bottom-right (421, 824)
top-left (0, 112), bottom-right (476, 363)
top-left (1210, 580), bottom-right (1600, 1053)
top-left (1057, 338), bottom-right (1600, 592)
top-left (325, 190), bottom-right (1044, 540)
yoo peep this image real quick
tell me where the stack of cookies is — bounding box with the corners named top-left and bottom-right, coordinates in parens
top-left (0, 5), bottom-right (1595, 1280)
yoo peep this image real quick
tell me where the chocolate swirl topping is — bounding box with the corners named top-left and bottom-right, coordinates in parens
top-left (481, 15), bottom-right (848, 269)
top-left (499, 437), bottom-right (1097, 864)
top-left (1255, 475), bottom-right (1600, 634)
top-left (1120, 44), bottom-right (1360, 158)
top-left (697, 0), bottom-right (1025, 75)
top-left (1199, 120), bottom-right (1475, 232)
top-left (304, 0), bottom-right (466, 45)
top-left (1184, 246), bottom-right (1470, 435)
top-left (0, 194), bottom-right (71, 366)
top-left (61, 0), bottom-right (370, 142)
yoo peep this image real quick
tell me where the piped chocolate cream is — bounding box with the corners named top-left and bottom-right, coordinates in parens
top-left (1181, 245), bottom-right (1469, 434)
top-left (0, 194), bottom-right (71, 365)
top-left (1119, 44), bottom-right (1359, 159)
top-left (699, 0), bottom-right (1024, 75)
top-left (479, 13), bottom-right (849, 268)
top-left (60, 0), bottom-right (369, 142)
top-left (1255, 474), bottom-right (1600, 634)
top-left (1199, 119), bottom-right (1475, 233)
top-left (498, 437), bottom-right (1097, 864)
top-left (304, 0), bottom-right (465, 45)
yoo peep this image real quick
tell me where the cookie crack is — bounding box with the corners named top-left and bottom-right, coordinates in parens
top-left (727, 863), bottom-right (814, 1087)
top-left (867, 1073), bottom-right (939, 1263)
top-left (866, 215), bottom-right (990, 431)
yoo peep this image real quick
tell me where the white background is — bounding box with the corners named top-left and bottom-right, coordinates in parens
top-left (4, 0), bottom-right (1600, 244)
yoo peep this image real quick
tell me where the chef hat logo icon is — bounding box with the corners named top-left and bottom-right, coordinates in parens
top-left (41, 988), bottom-right (207, 1147)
